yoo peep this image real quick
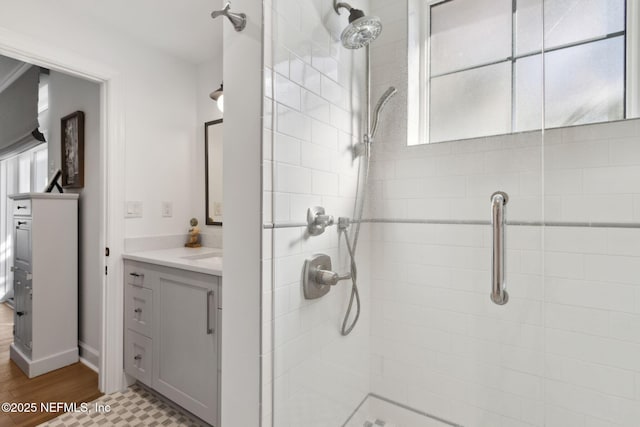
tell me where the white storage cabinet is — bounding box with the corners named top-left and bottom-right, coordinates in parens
top-left (9, 193), bottom-right (79, 378)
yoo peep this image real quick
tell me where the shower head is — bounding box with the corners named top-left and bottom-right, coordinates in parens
top-left (370, 86), bottom-right (397, 139)
top-left (335, 2), bottom-right (382, 49)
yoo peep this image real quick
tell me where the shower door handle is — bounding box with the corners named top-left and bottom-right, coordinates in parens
top-left (490, 191), bottom-right (509, 305)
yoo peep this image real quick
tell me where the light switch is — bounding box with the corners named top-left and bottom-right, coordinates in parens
top-left (213, 202), bottom-right (223, 217)
top-left (125, 201), bottom-right (143, 218)
top-left (161, 202), bottom-right (173, 218)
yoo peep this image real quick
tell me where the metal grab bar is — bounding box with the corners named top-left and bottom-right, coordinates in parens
top-left (490, 191), bottom-right (509, 305)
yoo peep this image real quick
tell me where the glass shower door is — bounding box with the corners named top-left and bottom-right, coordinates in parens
top-left (263, 0), bottom-right (640, 426)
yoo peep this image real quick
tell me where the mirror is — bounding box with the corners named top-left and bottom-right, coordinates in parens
top-left (205, 119), bottom-right (223, 225)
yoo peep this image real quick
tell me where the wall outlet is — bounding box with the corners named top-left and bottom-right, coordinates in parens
top-left (213, 202), bottom-right (223, 217)
top-left (161, 201), bottom-right (173, 218)
top-left (125, 201), bottom-right (143, 218)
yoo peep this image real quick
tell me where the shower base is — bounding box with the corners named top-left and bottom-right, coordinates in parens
top-left (343, 394), bottom-right (462, 427)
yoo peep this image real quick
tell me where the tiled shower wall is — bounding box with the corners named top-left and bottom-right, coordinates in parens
top-left (367, 1), bottom-right (640, 426)
top-left (263, 0), bottom-right (373, 425)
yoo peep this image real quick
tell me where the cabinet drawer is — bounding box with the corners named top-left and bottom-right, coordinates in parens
top-left (13, 200), bottom-right (31, 216)
top-left (125, 285), bottom-right (153, 338)
top-left (124, 329), bottom-right (152, 385)
top-left (124, 263), bottom-right (148, 288)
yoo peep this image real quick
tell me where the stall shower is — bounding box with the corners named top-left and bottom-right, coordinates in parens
top-left (264, 0), bottom-right (640, 426)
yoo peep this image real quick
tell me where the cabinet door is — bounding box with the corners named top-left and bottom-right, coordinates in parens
top-left (153, 270), bottom-right (217, 425)
top-left (13, 219), bottom-right (31, 273)
top-left (13, 270), bottom-right (32, 357)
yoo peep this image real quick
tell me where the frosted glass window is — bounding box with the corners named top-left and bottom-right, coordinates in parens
top-left (515, 0), bottom-right (543, 56)
top-left (421, 0), bottom-right (629, 144)
top-left (430, 0), bottom-right (512, 76)
top-left (514, 55), bottom-right (543, 132)
top-left (430, 62), bottom-right (512, 143)
top-left (544, 0), bottom-right (625, 49)
top-left (545, 36), bottom-right (624, 128)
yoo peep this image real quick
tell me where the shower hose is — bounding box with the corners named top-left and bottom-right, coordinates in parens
top-left (340, 138), bottom-right (371, 336)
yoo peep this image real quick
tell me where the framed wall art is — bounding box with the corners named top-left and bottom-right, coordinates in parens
top-left (60, 111), bottom-right (85, 188)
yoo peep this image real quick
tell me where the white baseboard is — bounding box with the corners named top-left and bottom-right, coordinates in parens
top-left (78, 341), bottom-right (100, 372)
top-left (80, 356), bottom-right (99, 373)
top-left (10, 344), bottom-right (78, 378)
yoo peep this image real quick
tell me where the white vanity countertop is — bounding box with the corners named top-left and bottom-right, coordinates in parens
top-left (122, 247), bottom-right (223, 276)
top-left (9, 192), bottom-right (79, 200)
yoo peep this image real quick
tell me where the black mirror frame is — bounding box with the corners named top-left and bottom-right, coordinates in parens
top-left (205, 119), bottom-right (223, 226)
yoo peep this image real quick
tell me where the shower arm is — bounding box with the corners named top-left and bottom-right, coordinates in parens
top-left (334, 1), bottom-right (354, 14)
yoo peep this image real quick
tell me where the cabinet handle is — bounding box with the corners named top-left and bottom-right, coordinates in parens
top-left (134, 354), bottom-right (142, 361)
top-left (207, 290), bottom-right (214, 335)
top-left (134, 308), bottom-right (142, 313)
top-left (16, 311), bottom-right (24, 316)
top-left (16, 205), bottom-right (27, 210)
top-left (17, 221), bottom-right (27, 226)
top-left (129, 272), bottom-right (144, 285)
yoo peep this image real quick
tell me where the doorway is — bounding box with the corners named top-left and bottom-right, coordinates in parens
top-left (0, 52), bottom-right (109, 424)
top-left (0, 26), bottom-right (126, 410)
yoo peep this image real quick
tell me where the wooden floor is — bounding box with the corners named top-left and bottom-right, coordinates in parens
top-left (0, 303), bottom-right (102, 427)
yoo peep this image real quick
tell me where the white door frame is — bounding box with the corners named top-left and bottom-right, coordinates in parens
top-left (0, 26), bottom-right (126, 393)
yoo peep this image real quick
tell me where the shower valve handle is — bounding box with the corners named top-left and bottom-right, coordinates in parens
top-left (314, 267), bottom-right (351, 287)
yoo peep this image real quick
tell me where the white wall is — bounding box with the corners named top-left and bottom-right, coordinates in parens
top-left (221, 0), bottom-right (263, 425)
top-left (366, 1), bottom-right (640, 426)
top-left (263, 0), bottom-right (373, 425)
top-left (47, 71), bottom-right (101, 366)
top-left (0, 1), bottom-right (200, 240)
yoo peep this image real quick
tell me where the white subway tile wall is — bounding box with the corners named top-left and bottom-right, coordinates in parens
top-left (264, 0), bottom-right (372, 426)
top-left (364, 0), bottom-right (640, 426)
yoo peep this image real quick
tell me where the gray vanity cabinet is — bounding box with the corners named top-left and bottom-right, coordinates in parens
top-left (124, 260), bottom-right (220, 426)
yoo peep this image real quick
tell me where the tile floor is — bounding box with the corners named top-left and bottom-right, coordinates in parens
top-left (40, 383), bottom-right (206, 427)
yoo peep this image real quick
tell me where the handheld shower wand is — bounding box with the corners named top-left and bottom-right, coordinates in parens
top-left (370, 87), bottom-right (397, 140)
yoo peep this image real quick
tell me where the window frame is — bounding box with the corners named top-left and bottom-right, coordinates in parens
top-left (407, 0), bottom-right (640, 146)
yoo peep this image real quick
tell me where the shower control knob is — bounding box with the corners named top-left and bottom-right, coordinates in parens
top-left (314, 267), bottom-right (351, 287)
top-left (303, 254), bottom-right (352, 300)
top-left (315, 268), bottom-right (339, 286)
